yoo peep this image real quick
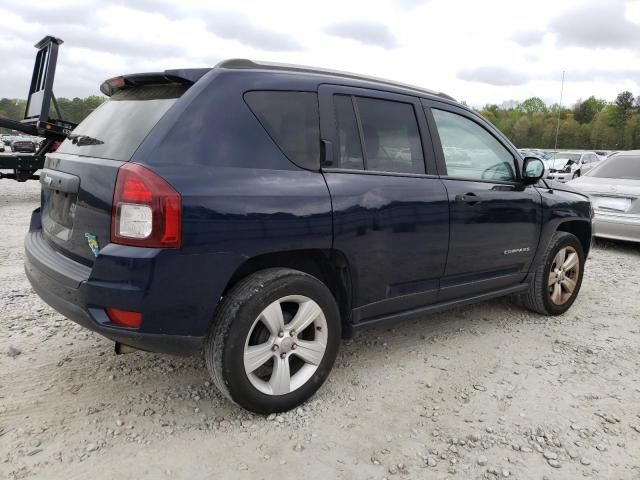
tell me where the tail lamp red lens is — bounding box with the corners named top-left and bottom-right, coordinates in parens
top-left (111, 163), bottom-right (181, 248)
top-left (106, 308), bottom-right (142, 328)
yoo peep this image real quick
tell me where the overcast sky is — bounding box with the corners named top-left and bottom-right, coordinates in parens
top-left (1, 0), bottom-right (639, 107)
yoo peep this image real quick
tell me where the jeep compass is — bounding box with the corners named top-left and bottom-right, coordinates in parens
top-left (25, 60), bottom-right (593, 413)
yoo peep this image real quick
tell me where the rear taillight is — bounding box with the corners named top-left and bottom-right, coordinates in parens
top-left (111, 163), bottom-right (181, 248)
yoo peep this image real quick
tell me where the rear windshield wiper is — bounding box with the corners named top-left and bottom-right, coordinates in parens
top-left (68, 133), bottom-right (104, 146)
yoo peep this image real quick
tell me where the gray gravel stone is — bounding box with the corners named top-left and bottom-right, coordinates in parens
top-left (547, 459), bottom-right (561, 468)
top-left (7, 345), bottom-right (21, 357)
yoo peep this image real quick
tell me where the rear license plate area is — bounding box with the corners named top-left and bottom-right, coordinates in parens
top-left (48, 189), bottom-right (77, 227)
top-left (42, 187), bottom-right (78, 240)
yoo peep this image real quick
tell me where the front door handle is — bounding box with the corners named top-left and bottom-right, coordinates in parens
top-left (454, 192), bottom-right (481, 205)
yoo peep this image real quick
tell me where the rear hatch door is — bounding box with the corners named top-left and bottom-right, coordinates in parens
top-left (40, 82), bottom-right (190, 265)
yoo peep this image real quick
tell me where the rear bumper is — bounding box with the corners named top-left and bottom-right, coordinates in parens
top-left (593, 211), bottom-right (640, 243)
top-left (24, 211), bottom-right (215, 356)
top-left (25, 256), bottom-right (201, 354)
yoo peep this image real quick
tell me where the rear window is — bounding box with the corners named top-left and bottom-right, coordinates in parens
top-left (57, 84), bottom-right (188, 161)
top-left (588, 155), bottom-right (640, 180)
top-left (244, 91), bottom-right (320, 170)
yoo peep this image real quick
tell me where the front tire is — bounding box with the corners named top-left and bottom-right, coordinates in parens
top-left (523, 231), bottom-right (585, 315)
top-left (205, 268), bottom-right (340, 414)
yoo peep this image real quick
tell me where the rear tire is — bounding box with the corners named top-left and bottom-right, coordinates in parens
top-left (204, 268), bottom-right (340, 414)
top-left (523, 231), bottom-right (584, 315)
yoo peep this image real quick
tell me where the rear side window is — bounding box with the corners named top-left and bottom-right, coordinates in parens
top-left (244, 91), bottom-right (320, 170)
top-left (334, 95), bottom-right (364, 169)
top-left (58, 84), bottom-right (188, 161)
top-left (333, 95), bottom-right (425, 174)
top-left (356, 97), bottom-right (424, 174)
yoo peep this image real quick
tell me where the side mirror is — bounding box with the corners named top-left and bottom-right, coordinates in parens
top-left (522, 157), bottom-right (545, 185)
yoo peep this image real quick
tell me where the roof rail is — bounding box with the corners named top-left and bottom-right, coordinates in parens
top-left (215, 59), bottom-right (456, 102)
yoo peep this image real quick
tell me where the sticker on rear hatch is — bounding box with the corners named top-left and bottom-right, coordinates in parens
top-left (85, 233), bottom-right (100, 257)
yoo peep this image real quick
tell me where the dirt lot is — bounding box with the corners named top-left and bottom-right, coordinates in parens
top-left (1, 179), bottom-right (640, 480)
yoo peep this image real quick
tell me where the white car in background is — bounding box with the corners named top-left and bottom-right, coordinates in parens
top-left (544, 151), bottom-right (600, 182)
top-left (569, 151), bottom-right (640, 242)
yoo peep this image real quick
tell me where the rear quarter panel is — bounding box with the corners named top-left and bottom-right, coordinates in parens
top-left (131, 70), bottom-right (333, 336)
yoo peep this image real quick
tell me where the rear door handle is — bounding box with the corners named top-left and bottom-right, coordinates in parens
top-left (454, 192), bottom-right (481, 205)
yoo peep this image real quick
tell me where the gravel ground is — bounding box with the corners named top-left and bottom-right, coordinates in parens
top-left (1, 179), bottom-right (640, 480)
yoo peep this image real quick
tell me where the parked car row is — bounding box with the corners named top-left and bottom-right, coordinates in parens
top-left (0, 134), bottom-right (43, 153)
top-left (518, 147), bottom-right (639, 242)
top-left (544, 151), bottom-right (600, 182)
top-left (519, 149), bottom-right (602, 183)
top-left (569, 151), bottom-right (640, 243)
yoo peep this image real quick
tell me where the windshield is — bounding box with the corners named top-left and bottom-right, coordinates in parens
top-left (57, 84), bottom-right (188, 161)
top-left (550, 153), bottom-right (581, 162)
top-left (587, 154), bottom-right (640, 180)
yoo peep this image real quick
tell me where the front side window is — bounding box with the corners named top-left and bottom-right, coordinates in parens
top-left (333, 94), bottom-right (425, 174)
top-left (244, 91), bottom-right (320, 170)
top-left (431, 109), bottom-right (515, 181)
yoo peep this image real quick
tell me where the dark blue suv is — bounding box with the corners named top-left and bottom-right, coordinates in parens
top-left (25, 60), bottom-right (592, 413)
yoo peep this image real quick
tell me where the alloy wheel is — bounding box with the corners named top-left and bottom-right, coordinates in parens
top-left (548, 246), bottom-right (580, 305)
top-left (243, 295), bottom-right (328, 395)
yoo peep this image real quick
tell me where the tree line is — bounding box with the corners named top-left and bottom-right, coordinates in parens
top-left (2, 91), bottom-right (639, 150)
top-left (478, 91), bottom-right (640, 150)
top-left (0, 96), bottom-right (105, 133)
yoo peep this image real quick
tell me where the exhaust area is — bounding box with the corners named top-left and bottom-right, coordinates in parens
top-left (114, 342), bottom-right (139, 355)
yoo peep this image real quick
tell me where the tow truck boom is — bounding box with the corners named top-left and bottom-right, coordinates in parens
top-left (0, 36), bottom-right (76, 182)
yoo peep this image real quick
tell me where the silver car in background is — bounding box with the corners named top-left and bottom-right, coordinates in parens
top-left (568, 151), bottom-right (640, 242)
top-left (544, 151), bottom-right (600, 182)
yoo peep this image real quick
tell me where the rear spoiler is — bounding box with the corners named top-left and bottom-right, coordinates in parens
top-left (100, 68), bottom-right (210, 96)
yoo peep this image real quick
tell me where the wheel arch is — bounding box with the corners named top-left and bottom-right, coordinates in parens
top-left (222, 249), bottom-right (355, 338)
top-left (527, 216), bottom-right (592, 284)
top-left (556, 219), bottom-right (591, 256)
